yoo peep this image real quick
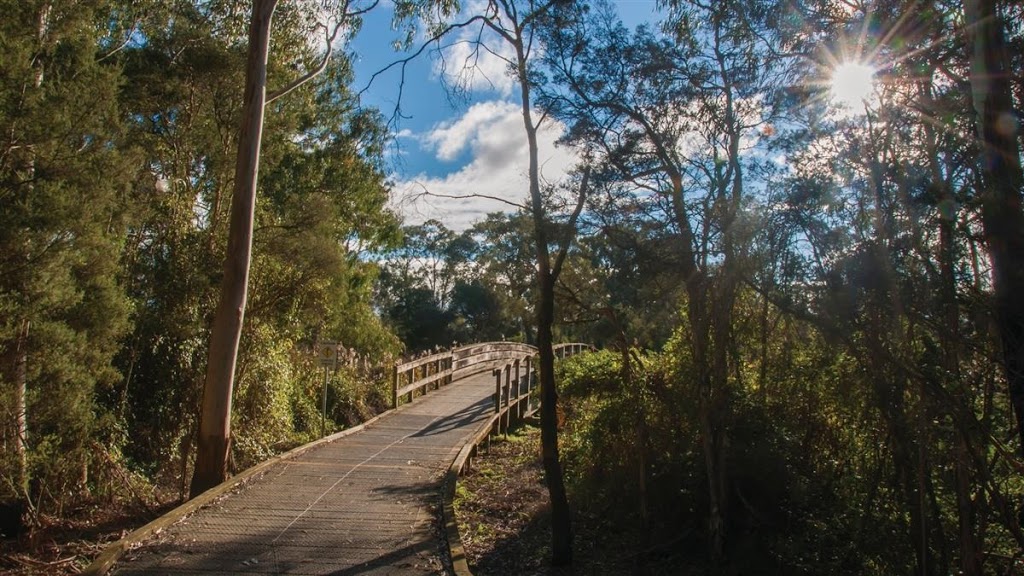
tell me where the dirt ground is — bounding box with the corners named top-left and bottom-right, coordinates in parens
top-left (0, 500), bottom-right (179, 575)
top-left (453, 424), bottom-right (699, 576)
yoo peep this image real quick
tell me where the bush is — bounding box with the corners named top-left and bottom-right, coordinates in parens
top-left (557, 350), bottom-right (697, 535)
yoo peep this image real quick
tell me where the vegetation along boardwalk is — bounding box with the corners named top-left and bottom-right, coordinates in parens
top-left (101, 370), bottom-right (498, 575)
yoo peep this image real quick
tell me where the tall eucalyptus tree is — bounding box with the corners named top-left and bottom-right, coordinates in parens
top-left (964, 0), bottom-right (1024, 459)
top-left (391, 0), bottom-right (591, 563)
top-left (190, 0), bottom-right (380, 497)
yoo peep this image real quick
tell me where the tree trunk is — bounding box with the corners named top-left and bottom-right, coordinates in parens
top-left (14, 323), bottom-right (27, 497)
top-left (537, 274), bottom-right (573, 566)
top-left (699, 397), bottom-right (728, 562)
top-left (190, 0), bottom-right (278, 498)
top-left (924, 74), bottom-right (984, 574)
top-left (964, 0), bottom-right (1024, 457)
top-left (943, 180), bottom-right (984, 576)
top-left (4, 4), bottom-right (50, 501)
top-left (513, 31), bottom-right (573, 566)
top-left (3, 321), bottom-right (30, 497)
top-left (757, 292), bottom-right (771, 400)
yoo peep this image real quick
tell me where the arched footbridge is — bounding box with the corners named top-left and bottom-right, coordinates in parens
top-left (84, 341), bottom-right (593, 576)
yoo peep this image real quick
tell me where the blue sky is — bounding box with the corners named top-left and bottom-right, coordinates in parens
top-left (347, 1), bottom-right (663, 231)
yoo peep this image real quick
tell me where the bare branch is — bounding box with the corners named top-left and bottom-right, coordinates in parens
top-left (97, 19), bottom-right (141, 63)
top-left (357, 15), bottom-right (490, 124)
top-left (268, 1), bottom-right (375, 104)
top-left (411, 188), bottom-right (528, 210)
top-left (551, 165), bottom-right (590, 279)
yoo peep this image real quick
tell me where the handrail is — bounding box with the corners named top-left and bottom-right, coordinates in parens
top-left (391, 342), bottom-right (525, 408)
top-left (390, 342), bottom-right (595, 408)
top-left (395, 349), bottom-right (453, 373)
top-left (552, 342), bottom-right (596, 358)
top-left (442, 341), bottom-right (594, 575)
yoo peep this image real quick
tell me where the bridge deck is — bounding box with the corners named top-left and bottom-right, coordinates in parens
top-left (111, 371), bottom-right (498, 575)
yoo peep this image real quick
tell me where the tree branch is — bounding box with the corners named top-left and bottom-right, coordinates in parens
top-left (357, 15), bottom-right (490, 125)
top-left (268, 0), bottom-right (376, 104)
top-left (96, 18), bottom-right (141, 63)
top-left (552, 165), bottom-right (590, 279)
top-left (404, 181), bottom-right (528, 210)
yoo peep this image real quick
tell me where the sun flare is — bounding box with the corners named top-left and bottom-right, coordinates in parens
top-left (830, 61), bottom-right (876, 110)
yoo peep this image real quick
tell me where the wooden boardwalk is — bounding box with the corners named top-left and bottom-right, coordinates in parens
top-left (109, 371), bottom-right (498, 575)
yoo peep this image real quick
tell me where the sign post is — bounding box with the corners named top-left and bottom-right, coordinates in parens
top-left (317, 341), bottom-right (338, 437)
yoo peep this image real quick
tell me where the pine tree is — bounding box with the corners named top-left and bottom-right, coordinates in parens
top-left (0, 0), bottom-right (133, 510)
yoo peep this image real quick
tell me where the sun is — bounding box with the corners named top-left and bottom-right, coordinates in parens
top-left (830, 61), bottom-right (877, 110)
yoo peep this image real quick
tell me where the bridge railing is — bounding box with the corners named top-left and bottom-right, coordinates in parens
top-left (553, 342), bottom-right (595, 359)
top-left (489, 342), bottom-right (594, 434)
top-left (390, 342), bottom-right (595, 409)
top-left (441, 341), bottom-right (595, 573)
top-left (491, 353), bottom-right (533, 436)
top-left (391, 342), bottom-right (533, 408)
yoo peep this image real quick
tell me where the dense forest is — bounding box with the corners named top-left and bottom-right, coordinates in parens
top-left (2, 0), bottom-right (1023, 574)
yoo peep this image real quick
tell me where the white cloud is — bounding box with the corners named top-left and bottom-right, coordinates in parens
top-left (434, 34), bottom-right (517, 97)
top-left (392, 99), bottom-right (579, 231)
top-left (427, 0), bottom-right (520, 97)
top-left (423, 100), bottom-right (520, 162)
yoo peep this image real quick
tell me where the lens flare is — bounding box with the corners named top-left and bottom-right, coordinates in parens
top-left (830, 62), bottom-right (876, 109)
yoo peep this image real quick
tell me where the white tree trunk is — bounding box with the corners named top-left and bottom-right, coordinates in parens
top-left (190, 0), bottom-right (278, 498)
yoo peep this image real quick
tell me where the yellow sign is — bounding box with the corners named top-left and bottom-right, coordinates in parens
top-left (317, 341), bottom-right (338, 367)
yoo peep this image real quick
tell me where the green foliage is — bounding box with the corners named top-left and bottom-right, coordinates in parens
top-left (326, 367), bottom-right (391, 429)
top-left (562, 221), bottom-right (685, 349)
top-left (232, 325), bottom-right (300, 468)
top-left (556, 332), bottom-right (944, 574)
top-left (108, 1), bottom-right (403, 492)
top-left (0, 0), bottom-right (409, 524)
top-left (377, 214), bottom-right (535, 351)
top-left (448, 280), bottom-right (508, 343)
top-left (0, 0), bottom-right (135, 510)
top-left (557, 351), bottom-right (697, 531)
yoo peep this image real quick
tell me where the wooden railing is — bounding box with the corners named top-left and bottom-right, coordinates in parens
top-left (441, 342), bottom-right (594, 575)
top-left (491, 352), bottom-right (534, 435)
top-left (390, 342), bottom-right (594, 409)
top-left (489, 342), bottom-right (593, 434)
top-left (553, 342), bottom-right (593, 359)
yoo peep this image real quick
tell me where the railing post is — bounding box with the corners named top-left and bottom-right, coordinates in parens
top-left (503, 364), bottom-right (511, 437)
top-left (512, 358), bottom-right (521, 420)
top-left (513, 358), bottom-right (521, 398)
top-left (391, 362), bottom-right (399, 409)
top-left (407, 367), bottom-right (414, 404)
top-left (493, 368), bottom-right (501, 414)
top-left (525, 355), bottom-right (533, 413)
top-left (516, 356), bottom-right (524, 414)
top-left (424, 359), bottom-right (432, 395)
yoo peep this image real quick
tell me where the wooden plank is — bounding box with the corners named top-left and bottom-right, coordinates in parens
top-left (396, 368), bottom-right (453, 397)
top-left (91, 371), bottom-right (500, 576)
top-left (394, 350), bottom-right (452, 373)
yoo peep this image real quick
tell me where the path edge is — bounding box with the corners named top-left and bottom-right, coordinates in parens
top-left (81, 404), bottom-right (410, 576)
top-left (441, 412), bottom-right (502, 576)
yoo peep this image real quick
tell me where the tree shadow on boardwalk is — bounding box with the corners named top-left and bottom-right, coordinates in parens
top-left (325, 539), bottom-right (446, 575)
top-left (373, 480), bottom-right (438, 500)
top-left (116, 521), bottom-right (448, 575)
top-left (411, 396), bottom-right (492, 438)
